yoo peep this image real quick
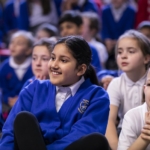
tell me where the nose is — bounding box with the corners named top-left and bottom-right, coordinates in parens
top-left (121, 51), bottom-right (127, 59)
top-left (49, 59), bottom-right (59, 69)
top-left (36, 58), bottom-right (41, 66)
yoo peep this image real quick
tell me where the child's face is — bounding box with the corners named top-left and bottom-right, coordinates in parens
top-left (36, 30), bottom-right (50, 41)
top-left (32, 45), bottom-right (50, 78)
top-left (117, 37), bottom-right (148, 73)
top-left (82, 17), bottom-right (92, 38)
top-left (144, 72), bottom-right (150, 111)
top-left (111, 0), bottom-right (125, 9)
top-left (139, 27), bottom-right (150, 41)
top-left (9, 36), bottom-right (30, 58)
top-left (48, 43), bottom-right (81, 86)
top-left (59, 22), bottom-right (82, 37)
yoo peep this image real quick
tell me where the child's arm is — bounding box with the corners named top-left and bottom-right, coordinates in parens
top-left (0, 82), bottom-right (35, 149)
top-left (106, 77), bottom-right (121, 150)
top-left (46, 89), bottom-right (110, 150)
top-left (118, 109), bottom-right (150, 150)
top-left (126, 112), bottom-right (150, 150)
top-left (105, 105), bottom-right (119, 150)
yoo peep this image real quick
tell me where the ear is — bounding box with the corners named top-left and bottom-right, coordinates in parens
top-left (77, 64), bottom-right (87, 76)
top-left (144, 55), bottom-right (150, 64)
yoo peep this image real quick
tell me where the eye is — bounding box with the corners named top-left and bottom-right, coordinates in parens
top-left (50, 56), bottom-right (55, 61)
top-left (42, 58), bottom-right (49, 61)
top-left (32, 57), bottom-right (36, 61)
top-left (61, 59), bottom-right (68, 63)
top-left (117, 50), bottom-right (122, 54)
top-left (129, 51), bottom-right (134, 53)
top-left (147, 83), bottom-right (150, 86)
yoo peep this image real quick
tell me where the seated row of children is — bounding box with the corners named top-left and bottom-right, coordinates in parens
top-left (0, 29), bottom-right (150, 149)
top-left (0, 10), bottom-right (104, 119)
top-left (1, 10), bottom-right (150, 150)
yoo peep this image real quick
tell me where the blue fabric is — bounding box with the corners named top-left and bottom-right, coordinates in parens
top-left (3, 0), bottom-right (29, 33)
top-left (54, 0), bottom-right (99, 17)
top-left (97, 69), bottom-right (119, 81)
top-left (89, 44), bottom-right (101, 73)
top-left (0, 58), bottom-right (33, 104)
top-left (0, 91), bottom-right (4, 132)
top-left (0, 78), bottom-right (110, 150)
top-left (101, 5), bottom-right (136, 40)
top-left (22, 76), bottom-right (36, 89)
top-left (0, 5), bottom-right (4, 44)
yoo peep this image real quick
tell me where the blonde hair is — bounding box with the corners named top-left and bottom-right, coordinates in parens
top-left (115, 29), bottom-right (150, 69)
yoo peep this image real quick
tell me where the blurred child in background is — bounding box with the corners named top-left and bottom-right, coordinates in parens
top-left (106, 30), bottom-right (150, 150)
top-left (0, 31), bottom-right (34, 112)
top-left (23, 38), bottom-right (55, 87)
top-left (58, 10), bottom-right (102, 73)
top-left (81, 11), bottom-right (108, 68)
top-left (35, 23), bottom-right (58, 42)
top-left (137, 21), bottom-right (150, 41)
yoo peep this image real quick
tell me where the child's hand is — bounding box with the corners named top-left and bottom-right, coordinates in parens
top-left (141, 112), bottom-right (150, 142)
top-left (36, 74), bottom-right (46, 80)
top-left (101, 75), bottom-right (114, 90)
top-left (8, 96), bottom-right (18, 107)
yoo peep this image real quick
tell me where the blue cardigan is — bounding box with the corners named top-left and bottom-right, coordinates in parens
top-left (3, 0), bottom-right (29, 33)
top-left (101, 5), bottom-right (136, 40)
top-left (89, 44), bottom-right (101, 73)
top-left (54, 0), bottom-right (99, 17)
top-left (0, 58), bottom-right (33, 104)
top-left (0, 78), bottom-right (110, 150)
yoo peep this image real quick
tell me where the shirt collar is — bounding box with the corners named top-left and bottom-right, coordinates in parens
top-left (56, 76), bottom-right (85, 96)
top-left (124, 72), bottom-right (147, 87)
top-left (9, 57), bottom-right (32, 69)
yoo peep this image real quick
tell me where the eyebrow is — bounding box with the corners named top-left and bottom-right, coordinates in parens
top-left (51, 53), bottom-right (70, 59)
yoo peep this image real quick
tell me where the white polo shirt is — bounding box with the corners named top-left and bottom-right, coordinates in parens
top-left (118, 103), bottom-right (150, 150)
top-left (107, 72), bottom-right (147, 128)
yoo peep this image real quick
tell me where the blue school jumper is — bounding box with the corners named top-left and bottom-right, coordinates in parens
top-left (0, 78), bottom-right (110, 150)
top-left (89, 44), bottom-right (101, 73)
top-left (0, 58), bottom-right (33, 104)
top-left (22, 76), bottom-right (36, 89)
top-left (97, 69), bottom-right (119, 81)
top-left (3, 0), bottom-right (29, 33)
top-left (0, 5), bottom-right (4, 44)
top-left (54, 0), bottom-right (99, 17)
top-left (101, 5), bottom-right (136, 40)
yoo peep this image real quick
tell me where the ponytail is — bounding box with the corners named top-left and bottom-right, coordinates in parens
top-left (84, 65), bottom-right (99, 85)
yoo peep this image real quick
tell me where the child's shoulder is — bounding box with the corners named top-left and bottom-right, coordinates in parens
top-left (101, 5), bottom-right (111, 12)
top-left (110, 73), bottom-right (125, 83)
top-left (0, 58), bottom-right (10, 69)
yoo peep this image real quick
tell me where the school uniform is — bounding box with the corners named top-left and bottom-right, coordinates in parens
top-left (0, 57), bottom-right (33, 104)
top-left (0, 77), bottom-right (110, 150)
top-left (3, 0), bottom-right (29, 33)
top-left (89, 44), bottom-right (102, 73)
top-left (0, 5), bottom-right (3, 44)
top-left (118, 103), bottom-right (150, 150)
top-left (101, 4), bottom-right (136, 40)
top-left (107, 72), bottom-right (147, 128)
top-left (54, 0), bottom-right (99, 17)
top-left (89, 39), bottom-right (108, 65)
top-left (97, 69), bottom-right (119, 81)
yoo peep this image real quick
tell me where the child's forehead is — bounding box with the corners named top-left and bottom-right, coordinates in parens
top-left (11, 35), bottom-right (29, 42)
top-left (60, 21), bottom-right (78, 27)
